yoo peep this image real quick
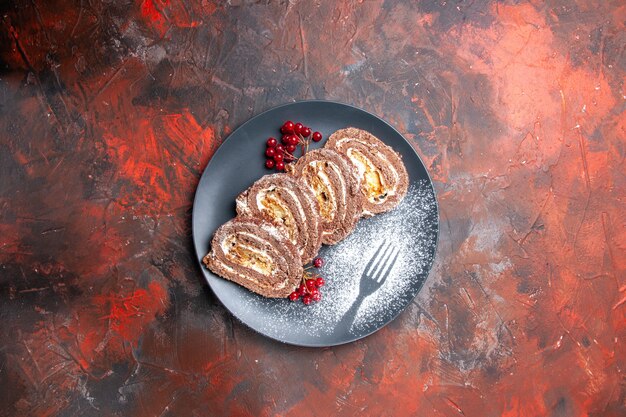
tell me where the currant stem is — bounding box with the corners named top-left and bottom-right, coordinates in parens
top-left (283, 150), bottom-right (298, 161)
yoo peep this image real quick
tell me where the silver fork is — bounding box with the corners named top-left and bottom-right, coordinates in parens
top-left (359, 240), bottom-right (400, 297)
top-left (332, 240), bottom-right (400, 335)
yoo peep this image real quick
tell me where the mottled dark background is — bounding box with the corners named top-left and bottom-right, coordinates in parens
top-left (1, 0), bottom-right (625, 416)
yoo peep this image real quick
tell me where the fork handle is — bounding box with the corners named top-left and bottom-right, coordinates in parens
top-left (333, 297), bottom-right (364, 336)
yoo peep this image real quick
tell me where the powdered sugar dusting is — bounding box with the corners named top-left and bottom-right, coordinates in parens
top-left (229, 180), bottom-right (438, 344)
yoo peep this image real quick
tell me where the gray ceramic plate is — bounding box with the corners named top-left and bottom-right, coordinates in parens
top-left (192, 101), bottom-right (438, 347)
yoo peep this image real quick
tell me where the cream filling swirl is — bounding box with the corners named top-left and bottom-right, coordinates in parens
top-left (221, 232), bottom-right (274, 276)
top-left (305, 161), bottom-right (342, 229)
top-left (340, 138), bottom-right (400, 202)
top-left (255, 187), bottom-right (308, 247)
top-left (219, 263), bottom-right (290, 290)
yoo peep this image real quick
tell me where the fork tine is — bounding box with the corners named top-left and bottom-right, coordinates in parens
top-left (370, 241), bottom-right (393, 278)
top-left (364, 240), bottom-right (387, 276)
top-left (377, 247), bottom-right (400, 283)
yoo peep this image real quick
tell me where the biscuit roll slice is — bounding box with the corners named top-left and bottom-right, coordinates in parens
top-left (235, 173), bottom-right (323, 264)
top-left (327, 127), bottom-right (409, 216)
top-left (290, 148), bottom-right (363, 245)
top-left (203, 217), bottom-right (302, 298)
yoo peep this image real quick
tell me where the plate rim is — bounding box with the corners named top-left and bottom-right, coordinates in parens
top-left (192, 99), bottom-right (440, 347)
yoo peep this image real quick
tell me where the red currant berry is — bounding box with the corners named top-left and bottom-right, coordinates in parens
top-left (275, 144), bottom-right (285, 153)
top-left (291, 135), bottom-right (300, 145)
top-left (274, 153), bottom-right (284, 162)
top-left (294, 122), bottom-right (303, 135)
top-left (312, 292), bottom-right (321, 302)
top-left (302, 295), bottom-right (312, 305)
top-left (281, 121), bottom-right (295, 134)
top-left (289, 291), bottom-right (299, 301)
top-left (297, 283), bottom-right (307, 295)
top-left (286, 144), bottom-right (297, 153)
top-left (265, 147), bottom-right (276, 157)
top-left (275, 161), bottom-right (285, 171)
top-left (312, 131), bottom-right (322, 142)
top-left (309, 287), bottom-right (319, 297)
top-left (315, 277), bottom-right (325, 287)
top-left (306, 279), bottom-right (316, 291)
top-left (313, 257), bottom-right (324, 268)
top-left (301, 127), bottom-right (311, 137)
top-left (282, 135), bottom-right (291, 145)
top-left (265, 159), bottom-right (275, 169)
top-left (266, 137), bottom-right (277, 147)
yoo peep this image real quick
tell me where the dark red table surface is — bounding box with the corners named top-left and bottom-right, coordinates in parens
top-left (1, 1), bottom-right (625, 416)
